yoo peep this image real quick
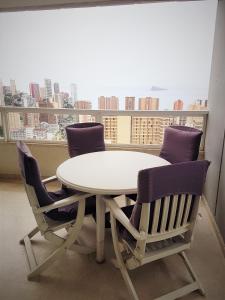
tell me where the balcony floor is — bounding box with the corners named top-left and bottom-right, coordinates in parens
top-left (0, 179), bottom-right (225, 300)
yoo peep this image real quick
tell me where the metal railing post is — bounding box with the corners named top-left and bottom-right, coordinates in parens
top-left (201, 113), bottom-right (208, 151)
top-left (1, 108), bottom-right (9, 142)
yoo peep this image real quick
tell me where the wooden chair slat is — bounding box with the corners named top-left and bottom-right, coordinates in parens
top-left (168, 195), bottom-right (179, 231)
top-left (151, 199), bottom-right (161, 234)
top-left (182, 195), bottom-right (193, 225)
top-left (175, 194), bottom-right (186, 228)
top-left (160, 196), bottom-right (170, 233)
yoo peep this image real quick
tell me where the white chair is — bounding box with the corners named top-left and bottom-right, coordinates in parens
top-left (17, 141), bottom-right (96, 279)
top-left (105, 160), bottom-right (210, 300)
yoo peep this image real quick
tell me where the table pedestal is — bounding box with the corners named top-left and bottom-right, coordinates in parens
top-left (96, 195), bottom-right (106, 263)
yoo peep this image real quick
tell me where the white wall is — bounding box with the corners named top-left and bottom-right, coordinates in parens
top-left (0, 142), bottom-right (162, 177)
top-left (205, 0), bottom-right (225, 241)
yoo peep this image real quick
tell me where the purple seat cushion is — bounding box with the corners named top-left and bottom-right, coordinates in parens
top-left (16, 141), bottom-right (96, 221)
top-left (47, 188), bottom-right (96, 221)
top-left (66, 122), bottom-right (105, 157)
top-left (159, 126), bottom-right (202, 164)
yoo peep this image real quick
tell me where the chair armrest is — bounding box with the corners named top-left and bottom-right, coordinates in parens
top-left (34, 192), bottom-right (94, 213)
top-left (104, 196), bottom-right (142, 241)
top-left (42, 175), bottom-right (58, 184)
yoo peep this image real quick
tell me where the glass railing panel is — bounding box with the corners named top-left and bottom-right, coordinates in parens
top-left (0, 107), bottom-right (207, 148)
top-left (78, 115), bottom-right (95, 123)
top-left (6, 111), bottom-right (97, 141)
top-left (7, 112), bottom-right (72, 141)
top-left (130, 115), bottom-right (204, 145)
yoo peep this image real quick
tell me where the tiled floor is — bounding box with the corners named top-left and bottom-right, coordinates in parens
top-left (0, 179), bottom-right (225, 300)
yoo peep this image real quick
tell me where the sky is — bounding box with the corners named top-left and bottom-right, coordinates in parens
top-left (0, 0), bottom-right (218, 109)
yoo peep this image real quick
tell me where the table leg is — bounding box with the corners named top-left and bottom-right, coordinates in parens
top-left (96, 195), bottom-right (106, 263)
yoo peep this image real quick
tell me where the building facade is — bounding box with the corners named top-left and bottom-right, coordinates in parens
top-left (138, 97), bottom-right (159, 111)
top-left (98, 96), bottom-right (119, 110)
top-left (29, 83), bottom-right (40, 101)
top-left (173, 99), bottom-right (184, 110)
top-left (44, 79), bottom-right (52, 99)
top-left (125, 97), bottom-right (135, 110)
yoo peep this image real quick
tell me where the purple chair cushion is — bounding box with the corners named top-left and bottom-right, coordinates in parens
top-left (122, 160), bottom-right (210, 238)
top-left (159, 126), bottom-right (203, 164)
top-left (16, 141), bottom-right (96, 221)
top-left (17, 140), bottom-right (53, 207)
top-left (47, 188), bottom-right (96, 221)
top-left (66, 122), bottom-right (105, 157)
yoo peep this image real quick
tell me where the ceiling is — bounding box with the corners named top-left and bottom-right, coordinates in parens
top-left (0, 0), bottom-right (202, 12)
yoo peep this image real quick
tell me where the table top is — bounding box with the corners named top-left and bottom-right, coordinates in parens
top-left (56, 151), bottom-right (170, 195)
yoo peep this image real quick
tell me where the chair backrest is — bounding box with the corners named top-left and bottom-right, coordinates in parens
top-left (128, 161), bottom-right (210, 251)
top-left (159, 125), bottom-right (203, 163)
top-left (66, 122), bottom-right (105, 157)
top-left (16, 141), bottom-right (54, 208)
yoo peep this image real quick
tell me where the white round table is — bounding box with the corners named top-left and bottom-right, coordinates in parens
top-left (56, 151), bottom-right (170, 262)
top-left (57, 151), bottom-right (169, 195)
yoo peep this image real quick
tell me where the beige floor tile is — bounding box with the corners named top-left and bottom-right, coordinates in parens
top-left (0, 180), bottom-right (225, 300)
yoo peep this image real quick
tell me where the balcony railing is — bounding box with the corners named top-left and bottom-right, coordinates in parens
top-left (0, 106), bottom-right (208, 149)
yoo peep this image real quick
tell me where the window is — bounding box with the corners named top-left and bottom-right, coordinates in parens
top-left (0, 1), bottom-right (216, 144)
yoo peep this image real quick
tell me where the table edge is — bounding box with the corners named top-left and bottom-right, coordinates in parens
top-left (57, 172), bottom-right (137, 195)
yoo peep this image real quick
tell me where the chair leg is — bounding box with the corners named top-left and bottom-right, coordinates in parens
top-left (65, 223), bottom-right (95, 254)
top-left (19, 227), bottom-right (39, 245)
top-left (22, 200), bottom-right (87, 280)
top-left (110, 213), bottom-right (139, 300)
top-left (153, 251), bottom-right (206, 300)
top-left (27, 246), bottom-right (66, 280)
top-left (179, 251), bottom-right (206, 296)
top-left (96, 195), bottom-right (106, 263)
top-left (21, 230), bottom-right (66, 280)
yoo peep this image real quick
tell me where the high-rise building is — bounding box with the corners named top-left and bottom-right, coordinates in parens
top-left (71, 83), bottom-right (77, 102)
top-left (53, 93), bottom-right (64, 108)
top-left (196, 99), bottom-right (208, 108)
top-left (125, 97), bottom-right (135, 110)
top-left (173, 99), bottom-right (184, 110)
top-left (10, 79), bottom-right (17, 95)
top-left (39, 100), bottom-right (57, 124)
top-left (188, 99), bottom-right (208, 111)
top-left (98, 96), bottom-right (119, 110)
top-left (78, 115), bottom-right (95, 123)
top-left (131, 117), bottom-right (171, 145)
top-left (44, 79), bottom-right (52, 99)
top-left (74, 100), bottom-right (92, 110)
top-left (8, 112), bottom-right (22, 130)
top-left (187, 99), bottom-right (207, 130)
top-left (75, 101), bottom-right (92, 123)
top-left (103, 116), bottom-right (118, 143)
top-left (22, 94), bottom-right (36, 108)
top-left (29, 83), bottom-right (40, 101)
top-left (98, 96), bottom-right (123, 143)
top-left (23, 113), bottom-right (39, 127)
top-left (53, 82), bottom-right (60, 94)
top-left (138, 97), bottom-right (159, 110)
top-left (39, 87), bottom-right (47, 100)
top-left (3, 86), bottom-right (10, 95)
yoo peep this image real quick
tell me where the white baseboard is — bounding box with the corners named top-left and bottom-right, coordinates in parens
top-left (201, 196), bottom-right (225, 258)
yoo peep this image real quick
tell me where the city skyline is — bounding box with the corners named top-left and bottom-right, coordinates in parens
top-left (0, 1), bottom-right (217, 109)
top-left (0, 77), bottom-right (208, 111)
top-left (1, 78), bottom-right (207, 143)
